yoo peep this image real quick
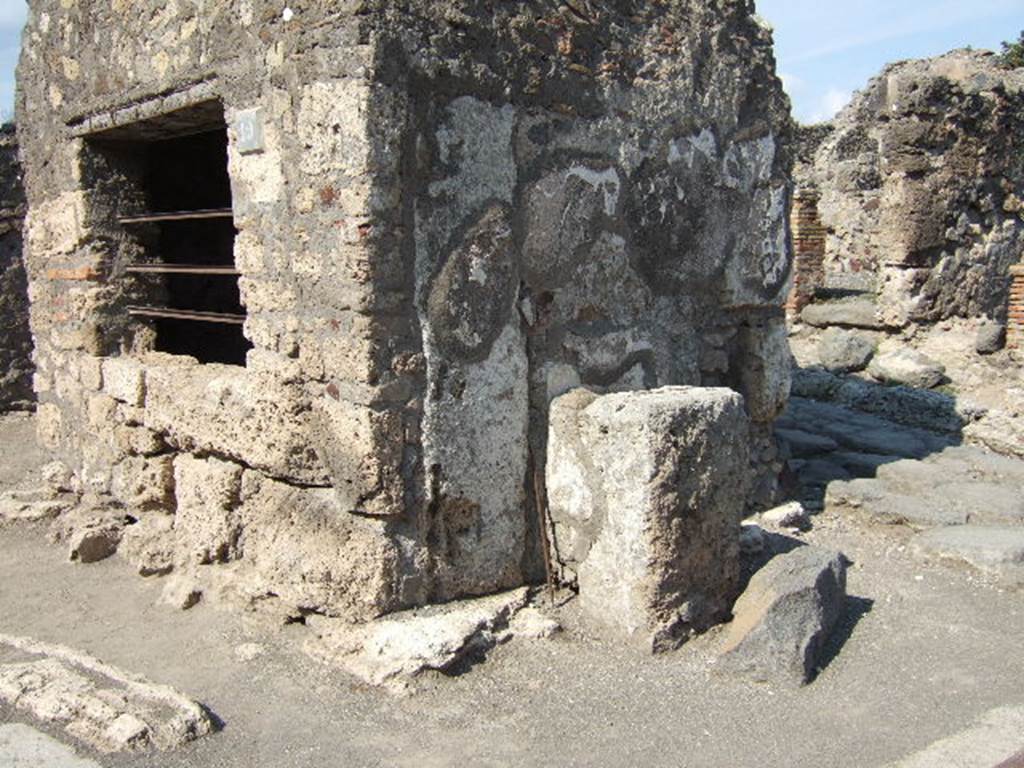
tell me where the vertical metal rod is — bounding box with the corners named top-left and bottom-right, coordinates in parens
top-left (532, 457), bottom-right (557, 606)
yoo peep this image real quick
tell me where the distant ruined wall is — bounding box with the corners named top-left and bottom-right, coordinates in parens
top-left (0, 125), bottom-right (32, 411)
top-left (18, 0), bottom-right (794, 622)
top-left (798, 50), bottom-right (1024, 327)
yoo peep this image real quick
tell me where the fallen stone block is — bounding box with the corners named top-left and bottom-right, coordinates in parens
top-left (867, 348), bottom-right (945, 389)
top-left (547, 386), bottom-right (750, 652)
top-left (0, 634), bottom-right (214, 753)
top-left (719, 546), bottom-right (848, 685)
top-left (305, 588), bottom-right (530, 692)
top-left (975, 320), bottom-right (1006, 355)
top-left (911, 526), bottom-right (1024, 585)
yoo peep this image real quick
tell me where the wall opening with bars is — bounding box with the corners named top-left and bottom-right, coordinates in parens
top-left (86, 102), bottom-right (251, 365)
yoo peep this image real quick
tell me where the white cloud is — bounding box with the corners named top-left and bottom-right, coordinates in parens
top-left (807, 87), bottom-right (852, 123)
top-left (778, 69), bottom-right (805, 96)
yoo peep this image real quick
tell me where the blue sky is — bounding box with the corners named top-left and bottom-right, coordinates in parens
top-left (0, 1), bottom-right (1021, 124)
top-left (758, 0), bottom-right (1024, 123)
top-left (0, 0), bottom-right (25, 123)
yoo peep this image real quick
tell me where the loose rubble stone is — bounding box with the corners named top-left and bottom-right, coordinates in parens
top-left (817, 328), bottom-right (876, 373)
top-left (739, 523), bottom-right (766, 556)
top-left (975, 321), bottom-right (1006, 355)
top-left (52, 507), bottom-right (129, 564)
top-left (912, 527), bottom-right (1024, 585)
top-left (868, 349), bottom-right (946, 390)
top-left (305, 589), bottom-right (529, 692)
top-left (761, 502), bottom-right (810, 530)
top-left (508, 607), bottom-right (562, 640)
top-left (547, 387), bottom-right (750, 652)
top-left (719, 546), bottom-right (848, 685)
top-left (0, 634), bottom-right (214, 753)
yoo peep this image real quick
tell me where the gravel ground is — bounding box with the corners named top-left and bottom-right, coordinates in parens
top-left (1, 412), bottom-right (1023, 768)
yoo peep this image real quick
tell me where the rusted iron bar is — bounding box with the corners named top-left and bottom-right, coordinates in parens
top-left (125, 264), bottom-right (240, 276)
top-left (532, 459), bottom-right (557, 606)
top-left (118, 208), bottom-right (233, 224)
top-left (127, 306), bottom-right (245, 325)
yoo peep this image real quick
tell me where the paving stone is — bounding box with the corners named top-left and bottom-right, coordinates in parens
top-left (775, 428), bottom-right (839, 458)
top-left (912, 526), bottom-right (1024, 584)
top-left (887, 706), bottom-right (1024, 767)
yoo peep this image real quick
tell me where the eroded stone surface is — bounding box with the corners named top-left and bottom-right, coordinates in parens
top-left (305, 588), bottom-right (530, 692)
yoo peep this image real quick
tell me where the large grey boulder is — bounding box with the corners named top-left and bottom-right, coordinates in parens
top-left (719, 546), bottom-right (847, 685)
top-left (867, 349), bottom-right (946, 389)
top-left (547, 386), bottom-right (750, 652)
top-left (817, 328), bottom-right (876, 373)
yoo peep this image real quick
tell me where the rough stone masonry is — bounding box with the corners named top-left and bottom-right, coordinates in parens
top-left (0, 125), bottom-right (33, 411)
top-left (15, 0), bottom-right (794, 626)
top-left (798, 50), bottom-right (1024, 328)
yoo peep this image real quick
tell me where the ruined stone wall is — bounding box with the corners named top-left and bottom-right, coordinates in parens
top-left (18, 0), bottom-right (793, 622)
top-left (0, 125), bottom-right (33, 411)
top-left (799, 50), bottom-right (1024, 327)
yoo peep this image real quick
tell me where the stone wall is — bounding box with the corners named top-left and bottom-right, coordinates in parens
top-left (1010, 265), bottom-right (1024, 349)
top-left (0, 125), bottom-right (33, 411)
top-left (785, 190), bottom-right (825, 317)
top-left (18, 0), bottom-right (794, 622)
top-left (798, 50), bottom-right (1024, 327)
